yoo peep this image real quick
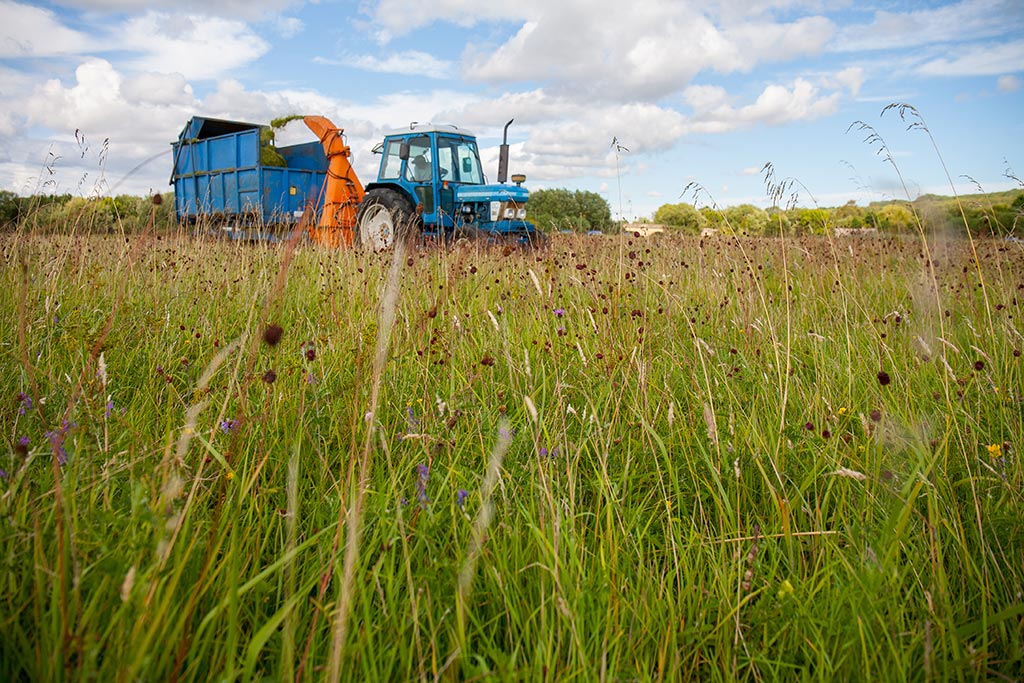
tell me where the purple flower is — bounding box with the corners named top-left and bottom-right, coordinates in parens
top-left (105, 400), bottom-right (114, 419)
top-left (415, 464), bottom-right (429, 505)
top-left (539, 446), bottom-right (548, 457)
top-left (456, 488), bottom-right (468, 510)
top-left (406, 406), bottom-right (420, 433)
top-left (553, 308), bottom-right (565, 317)
top-left (17, 392), bottom-right (32, 415)
top-left (45, 429), bottom-right (68, 466)
top-left (220, 419), bottom-right (237, 434)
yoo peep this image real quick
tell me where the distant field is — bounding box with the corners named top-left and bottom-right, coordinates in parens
top-left (1, 227), bottom-right (1022, 681)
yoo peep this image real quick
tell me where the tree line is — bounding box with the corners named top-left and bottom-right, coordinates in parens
top-left (3, 187), bottom-right (1020, 237)
top-left (651, 191), bottom-right (1024, 237)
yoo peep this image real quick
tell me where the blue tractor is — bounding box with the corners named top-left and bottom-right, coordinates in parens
top-left (304, 116), bottom-right (544, 249)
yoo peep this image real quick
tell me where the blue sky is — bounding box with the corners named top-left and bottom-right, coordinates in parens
top-left (1, 0), bottom-right (1022, 219)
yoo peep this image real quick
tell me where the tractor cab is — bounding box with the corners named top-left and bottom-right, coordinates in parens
top-left (362, 123), bottom-right (540, 247)
top-left (370, 125), bottom-right (484, 229)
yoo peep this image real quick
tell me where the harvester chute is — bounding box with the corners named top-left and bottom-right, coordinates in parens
top-left (303, 115), bottom-right (365, 246)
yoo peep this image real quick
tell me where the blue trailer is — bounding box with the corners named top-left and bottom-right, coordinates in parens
top-left (170, 117), bottom-right (327, 230)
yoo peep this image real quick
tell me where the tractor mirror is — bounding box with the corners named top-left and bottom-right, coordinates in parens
top-left (462, 158), bottom-right (473, 173)
top-left (399, 141), bottom-right (410, 160)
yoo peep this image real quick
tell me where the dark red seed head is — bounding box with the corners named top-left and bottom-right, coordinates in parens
top-left (262, 369), bottom-right (277, 384)
top-left (877, 370), bottom-right (891, 386)
top-left (263, 324), bottom-right (283, 347)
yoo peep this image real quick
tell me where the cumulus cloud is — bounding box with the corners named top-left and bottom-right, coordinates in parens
top-left (683, 78), bottom-right (840, 132)
top-left (118, 13), bottom-right (269, 80)
top-left (0, 1), bottom-right (94, 57)
top-left (459, 1), bottom-right (835, 100)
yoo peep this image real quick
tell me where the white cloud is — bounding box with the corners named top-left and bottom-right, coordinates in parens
top-left (118, 13), bottom-right (269, 80)
top-left (50, 0), bottom-right (303, 21)
top-left (332, 51), bottom-right (454, 79)
top-left (269, 15), bottom-right (304, 39)
top-left (0, 0), bottom-right (94, 57)
top-left (917, 40), bottom-right (1024, 77)
top-left (833, 0), bottom-right (1024, 52)
top-left (997, 74), bottom-right (1020, 92)
top-left (683, 77), bottom-right (840, 132)
top-left (459, 1), bottom-right (835, 100)
top-left (740, 166), bottom-right (760, 176)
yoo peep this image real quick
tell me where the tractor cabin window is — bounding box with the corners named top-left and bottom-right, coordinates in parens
top-left (404, 136), bottom-right (432, 183)
top-left (380, 140), bottom-right (403, 179)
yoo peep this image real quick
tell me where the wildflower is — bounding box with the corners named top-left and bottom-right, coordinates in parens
top-left (973, 360), bottom-right (985, 372)
top-left (877, 370), bottom-right (891, 386)
top-left (0, 468), bottom-right (6, 480)
top-left (553, 307), bottom-right (565, 317)
top-left (15, 435), bottom-right (29, 457)
top-left (220, 419), bottom-right (237, 434)
top-left (986, 443), bottom-right (1002, 458)
top-left (303, 343), bottom-right (316, 362)
top-left (225, 471), bottom-right (234, 480)
top-left (456, 488), bottom-right (468, 510)
top-left (263, 323), bottom-right (283, 347)
top-left (804, 422), bottom-right (814, 432)
top-left (105, 400), bottom-right (114, 419)
top-left (16, 392), bottom-right (32, 415)
top-left (838, 407), bottom-right (848, 416)
top-left (415, 464), bottom-right (429, 505)
top-left (45, 427), bottom-right (70, 466)
top-left (777, 579), bottom-right (794, 599)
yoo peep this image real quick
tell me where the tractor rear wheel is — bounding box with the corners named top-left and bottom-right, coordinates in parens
top-left (355, 189), bottom-right (417, 251)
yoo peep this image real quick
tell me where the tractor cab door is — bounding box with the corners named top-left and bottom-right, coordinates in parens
top-left (402, 135), bottom-right (437, 221)
top-left (435, 136), bottom-right (484, 228)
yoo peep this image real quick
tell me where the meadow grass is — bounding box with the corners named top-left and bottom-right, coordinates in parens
top-left (1, 217), bottom-right (1022, 681)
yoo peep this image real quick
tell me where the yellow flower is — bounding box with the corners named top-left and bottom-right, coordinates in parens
top-left (838, 407), bottom-right (848, 416)
top-left (986, 444), bottom-right (1002, 457)
top-left (226, 471), bottom-right (235, 480)
top-left (777, 579), bottom-right (794, 599)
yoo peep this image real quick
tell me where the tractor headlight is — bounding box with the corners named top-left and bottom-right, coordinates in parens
top-left (504, 207), bottom-right (515, 219)
top-left (489, 201), bottom-right (500, 222)
top-left (516, 208), bottom-right (527, 219)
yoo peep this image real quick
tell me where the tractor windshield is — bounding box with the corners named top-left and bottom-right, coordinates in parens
top-left (437, 137), bottom-right (483, 185)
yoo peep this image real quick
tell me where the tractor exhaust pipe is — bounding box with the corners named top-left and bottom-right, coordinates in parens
top-left (497, 119), bottom-right (513, 184)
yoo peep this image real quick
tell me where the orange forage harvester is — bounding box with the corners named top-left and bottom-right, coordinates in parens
top-left (303, 115), bottom-right (365, 246)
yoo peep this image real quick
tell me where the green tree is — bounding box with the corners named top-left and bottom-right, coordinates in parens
top-left (722, 204), bottom-right (769, 235)
top-left (792, 208), bottom-right (831, 235)
top-left (529, 188), bottom-right (611, 232)
top-left (876, 203), bottom-right (916, 233)
top-left (653, 202), bottom-right (704, 234)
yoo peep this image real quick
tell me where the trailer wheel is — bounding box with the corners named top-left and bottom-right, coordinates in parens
top-left (355, 189), bottom-right (417, 251)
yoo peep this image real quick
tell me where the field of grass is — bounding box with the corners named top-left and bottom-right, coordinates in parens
top-left (2, 218), bottom-right (1022, 681)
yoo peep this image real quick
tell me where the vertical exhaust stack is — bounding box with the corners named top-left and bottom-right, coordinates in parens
top-left (497, 119), bottom-right (513, 184)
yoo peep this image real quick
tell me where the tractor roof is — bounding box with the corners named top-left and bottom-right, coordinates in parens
top-left (383, 123), bottom-right (476, 138)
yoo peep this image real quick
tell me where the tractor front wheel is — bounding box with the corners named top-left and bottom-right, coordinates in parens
top-left (355, 189), bottom-right (417, 251)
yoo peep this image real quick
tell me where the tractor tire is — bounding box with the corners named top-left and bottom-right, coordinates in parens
top-left (354, 189), bottom-right (417, 251)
